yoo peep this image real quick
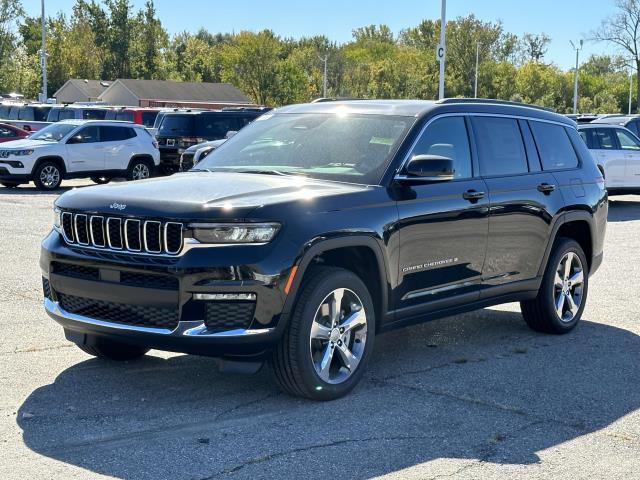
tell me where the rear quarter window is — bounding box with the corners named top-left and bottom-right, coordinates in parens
top-left (529, 121), bottom-right (579, 170)
top-left (472, 116), bottom-right (529, 176)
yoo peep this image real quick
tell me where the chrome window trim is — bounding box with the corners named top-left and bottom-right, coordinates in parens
top-left (124, 219), bottom-right (142, 252)
top-left (106, 217), bottom-right (123, 250)
top-left (394, 112), bottom-right (575, 178)
top-left (89, 215), bottom-right (105, 247)
top-left (164, 222), bottom-right (184, 255)
top-left (74, 214), bottom-right (89, 245)
top-left (143, 220), bottom-right (162, 253)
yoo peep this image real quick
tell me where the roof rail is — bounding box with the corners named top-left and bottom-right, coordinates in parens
top-left (436, 98), bottom-right (555, 113)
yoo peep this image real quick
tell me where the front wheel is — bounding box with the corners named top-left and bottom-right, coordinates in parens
top-left (271, 267), bottom-right (375, 400)
top-left (77, 337), bottom-right (149, 361)
top-left (521, 238), bottom-right (589, 334)
top-left (33, 161), bottom-right (63, 190)
top-left (128, 159), bottom-right (151, 181)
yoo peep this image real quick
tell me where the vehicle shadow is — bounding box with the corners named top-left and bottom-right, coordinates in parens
top-left (608, 196), bottom-right (640, 222)
top-left (0, 186), bottom-right (74, 196)
top-left (17, 309), bottom-right (640, 479)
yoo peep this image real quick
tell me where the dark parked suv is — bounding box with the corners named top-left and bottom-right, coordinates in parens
top-left (41, 99), bottom-right (607, 400)
top-left (156, 108), bottom-right (268, 174)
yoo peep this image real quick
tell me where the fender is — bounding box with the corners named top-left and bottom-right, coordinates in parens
top-left (536, 210), bottom-right (595, 277)
top-left (281, 234), bottom-right (391, 326)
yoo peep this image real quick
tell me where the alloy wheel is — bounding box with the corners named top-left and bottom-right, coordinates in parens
top-left (553, 251), bottom-right (584, 323)
top-left (40, 165), bottom-right (60, 189)
top-left (132, 163), bottom-right (150, 180)
top-left (309, 288), bottom-right (367, 384)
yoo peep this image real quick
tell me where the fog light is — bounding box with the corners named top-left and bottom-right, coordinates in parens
top-left (193, 293), bottom-right (256, 301)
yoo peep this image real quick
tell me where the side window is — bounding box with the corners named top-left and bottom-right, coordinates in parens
top-left (58, 110), bottom-right (76, 121)
top-left (472, 116), bottom-right (528, 176)
top-left (0, 127), bottom-right (14, 137)
top-left (100, 126), bottom-right (136, 142)
top-left (84, 109), bottom-right (107, 120)
top-left (627, 121), bottom-right (640, 136)
top-left (615, 129), bottom-right (640, 151)
top-left (529, 121), bottom-right (579, 170)
top-left (141, 111), bottom-right (158, 128)
top-left (578, 130), bottom-right (589, 146)
top-left (407, 116), bottom-right (472, 179)
top-left (197, 115), bottom-right (236, 138)
top-left (72, 126), bottom-right (100, 143)
top-left (593, 128), bottom-right (616, 149)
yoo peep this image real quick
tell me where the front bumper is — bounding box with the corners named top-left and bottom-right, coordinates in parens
top-left (41, 230), bottom-right (294, 359)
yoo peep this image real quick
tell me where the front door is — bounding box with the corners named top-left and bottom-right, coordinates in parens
top-left (394, 115), bottom-right (489, 315)
top-left (65, 126), bottom-right (104, 172)
top-left (592, 127), bottom-right (626, 188)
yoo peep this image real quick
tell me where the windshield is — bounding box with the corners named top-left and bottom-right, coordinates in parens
top-left (196, 113), bottom-right (412, 184)
top-left (30, 123), bottom-right (77, 142)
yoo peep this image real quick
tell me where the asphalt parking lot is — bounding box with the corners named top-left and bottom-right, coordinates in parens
top-left (1, 180), bottom-right (639, 480)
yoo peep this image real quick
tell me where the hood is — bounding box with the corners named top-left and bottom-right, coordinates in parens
top-left (55, 171), bottom-right (370, 220)
top-left (0, 139), bottom-right (52, 149)
top-left (184, 139), bottom-right (226, 153)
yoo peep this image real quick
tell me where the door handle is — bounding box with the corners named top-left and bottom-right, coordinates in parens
top-left (463, 189), bottom-right (486, 201)
top-left (537, 183), bottom-right (556, 194)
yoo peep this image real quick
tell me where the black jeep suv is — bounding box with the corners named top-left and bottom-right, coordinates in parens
top-left (156, 108), bottom-right (268, 174)
top-left (41, 99), bottom-right (607, 400)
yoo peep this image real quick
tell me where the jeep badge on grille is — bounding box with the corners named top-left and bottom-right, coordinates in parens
top-left (109, 203), bottom-right (127, 211)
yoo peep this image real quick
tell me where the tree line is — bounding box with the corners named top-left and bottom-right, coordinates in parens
top-left (0, 0), bottom-right (636, 113)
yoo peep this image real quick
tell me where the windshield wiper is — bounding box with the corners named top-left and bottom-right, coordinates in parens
top-left (236, 169), bottom-right (288, 176)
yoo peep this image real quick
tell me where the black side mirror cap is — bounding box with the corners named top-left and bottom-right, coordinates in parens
top-left (403, 154), bottom-right (455, 181)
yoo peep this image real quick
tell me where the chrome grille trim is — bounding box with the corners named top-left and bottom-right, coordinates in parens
top-left (74, 214), bottom-right (89, 245)
top-left (124, 219), bottom-right (142, 252)
top-left (106, 218), bottom-right (123, 250)
top-left (89, 216), bottom-right (105, 247)
top-left (164, 222), bottom-right (183, 255)
top-left (143, 221), bottom-right (162, 253)
top-left (60, 211), bottom-right (185, 256)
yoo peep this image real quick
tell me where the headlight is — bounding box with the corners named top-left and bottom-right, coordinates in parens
top-left (53, 207), bottom-right (61, 231)
top-left (12, 149), bottom-right (34, 156)
top-left (190, 223), bottom-right (280, 244)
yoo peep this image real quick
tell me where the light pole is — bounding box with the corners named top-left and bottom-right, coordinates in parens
top-left (318, 54), bottom-right (329, 98)
top-left (570, 39), bottom-right (583, 115)
top-left (629, 63), bottom-right (633, 115)
top-left (40, 0), bottom-right (47, 102)
top-left (437, 0), bottom-right (446, 99)
top-left (474, 42), bottom-right (480, 98)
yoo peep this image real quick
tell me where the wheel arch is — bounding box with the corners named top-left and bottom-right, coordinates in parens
top-left (282, 236), bottom-right (391, 332)
top-left (538, 211), bottom-right (595, 277)
top-left (33, 156), bottom-right (67, 175)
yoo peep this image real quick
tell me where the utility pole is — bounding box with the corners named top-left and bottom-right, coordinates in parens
top-left (437, 0), bottom-right (446, 99)
top-left (570, 39), bottom-right (583, 115)
top-left (40, 0), bottom-right (47, 102)
top-left (318, 54), bottom-right (329, 98)
top-left (474, 42), bottom-right (480, 98)
top-left (629, 67), bottom-right (633, 115)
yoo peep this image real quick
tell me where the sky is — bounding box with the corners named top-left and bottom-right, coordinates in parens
top-left (23, 0), bottom-right (620, 70)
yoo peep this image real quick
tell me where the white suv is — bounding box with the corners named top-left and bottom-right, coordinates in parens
top-left (0, 120), bottom-right (160, 190)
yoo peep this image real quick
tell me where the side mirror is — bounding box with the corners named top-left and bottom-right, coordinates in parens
top-left (66, 135), bottom-right (82, 144)
top-left (403, 154), bottom-right (455, 181)
top-left (225, 130), bottom-right (238, 139)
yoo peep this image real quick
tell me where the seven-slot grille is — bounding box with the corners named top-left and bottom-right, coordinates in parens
top-left (61, 211), bottom-right (183, 255)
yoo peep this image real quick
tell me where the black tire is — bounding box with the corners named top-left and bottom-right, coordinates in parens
top-left (90, 176), bottom-right (111, 185)
top-left (77, 337), bottom-right (149, 361)
top-left (33, 161), bottom-right (63, 190)
top-left (127, 158), bottom-right (152, 181)
top-left (1, 182), bottom-right (19, 188)
top-left (521, 237), bottom-right (589, 334)
top-left (271, 267), bottom-right (376, 400)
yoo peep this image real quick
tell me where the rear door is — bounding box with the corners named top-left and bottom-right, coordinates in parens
top-left (472, 115), bottom-right (563, 291)
top-left (100, 126), bottom-right (137, 170)
top-left (65, 126), bottom-right (104, 171)
top-left (395, 115), bottom-right (489, 313)
top-left (590, 127), bottom-right (625, 187)
top-left (613, 128), bottom-right (640, 187)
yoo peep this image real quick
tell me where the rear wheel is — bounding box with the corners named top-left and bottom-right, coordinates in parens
top-left (77, 337), bottom-right (149, 361)
top-left (33, 161), bottom-right (62, 190)
top-left (90, 176), bottom-right (111, 185)
top-left (128, 159), bottom-right (151, 181)
top-left (521, 238), bottom-right (588, 334)
top-left (271, 267), bottom-right (375, 400)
